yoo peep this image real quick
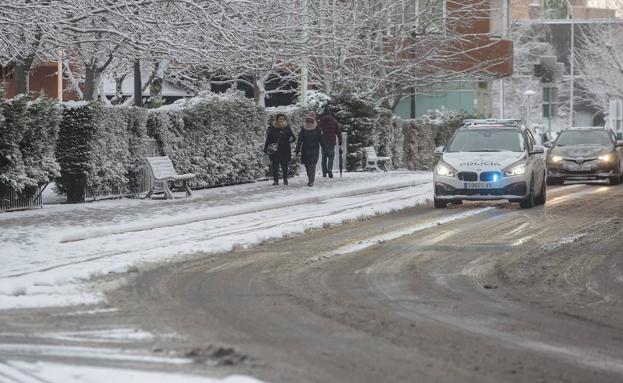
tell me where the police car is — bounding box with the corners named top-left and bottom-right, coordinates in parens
top-left (433, 119), bottom-right (547, 209)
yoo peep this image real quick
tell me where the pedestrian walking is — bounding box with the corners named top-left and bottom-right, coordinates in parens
top-left (318, 108), bottom-right (342, 178)
top-left (296, 112), bottom-right (326, 187)
top-left (264, 114), bottom-right (296, 186)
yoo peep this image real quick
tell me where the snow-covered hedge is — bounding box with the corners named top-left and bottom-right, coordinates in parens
top-left (147, 96), bottom-right (267, 187)
top-left (324, 93), bottom-right (378, 171)
top-left (397, 109), bottom-right (474, 170)
top-left (0, 95), bottom-right (61, 191)
top-left (374, 108), bottom-right (405, 169)
top-left (56, 103), bottom-right (147, 202)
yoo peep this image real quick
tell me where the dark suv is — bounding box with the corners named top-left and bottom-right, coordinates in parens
top-left (546, 127), bottom-right (623, 185)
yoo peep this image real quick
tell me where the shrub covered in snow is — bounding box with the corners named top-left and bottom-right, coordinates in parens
top-left (0, 95), bottom-right (60, 191)
top-left (324, 92), bottom-right (378, 171)
top-left (373, 108), bottom-right (404, 169)
top-left (56, 103), bottom-right (147, 202)
top-left (396, 109), bottom-right (474, 170)
top-left (147, 96), bottom-right (268, 187)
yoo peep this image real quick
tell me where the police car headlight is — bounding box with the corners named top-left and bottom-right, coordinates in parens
top-left (504, 164), bottom-right (527, 177)
top-left (435, 163), bottom-right (455, 177)
top-left (598, 154), bottom-right (613, 162)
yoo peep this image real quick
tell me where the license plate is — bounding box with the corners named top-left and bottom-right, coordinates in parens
top-left (465, 182), bottom-right (493, 189)
top-left (568, 164), bottom-right (592, 171)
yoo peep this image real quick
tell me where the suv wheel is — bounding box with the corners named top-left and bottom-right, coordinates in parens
top-left (520, 175), bottom-right (536, 209)
top-left (610, 166), bottom-right (621, 185)
top-left (535, 173), bottom-right (547, 205)
top-left (434, 198), bottom-right (447, 209)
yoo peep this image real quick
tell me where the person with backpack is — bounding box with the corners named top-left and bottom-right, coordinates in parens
top-left (296, 112), bottom-right (326, 187)
top-left (317, 108), bottom-right (342, 178)
top-left (264, 114), bottom-right (296, 185)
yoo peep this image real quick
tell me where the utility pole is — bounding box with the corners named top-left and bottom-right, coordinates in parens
top-left (299, 0), bottom-right (309, 107)
top-left (55, 49), bottom-right (63, 102)
top-left (134, 59), bottom-right (142, 107)
top-left (524, 89), bottom-right (536, 132)
top-left (566, 0), bottom-right (575, 128)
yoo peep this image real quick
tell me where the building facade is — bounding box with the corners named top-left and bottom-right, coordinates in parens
top-left (395, 0), bottom-right (514, 120)
top-left (502, 0), bottom-right (620, 131)
top-left (512, 0), bottom-right (616, 20)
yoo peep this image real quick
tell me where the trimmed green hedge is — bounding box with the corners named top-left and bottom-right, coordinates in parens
top-left (56, 102), bottom-right (147, 202)
top-left (147, 96), bottom-right (268, 188)
top-left (0, 95), bottom-right (60, 191)
top-left (396, 109), bottom-right (474, 170)
top-left (324, 93), bottom-right (378, 171)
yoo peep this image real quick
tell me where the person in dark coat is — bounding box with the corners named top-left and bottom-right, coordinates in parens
top-left (296, 112), bottom-right (326, 187)
top-left (264, 114), bottom-right (296, 185)
top-left (318, 108), bottom-right (342, 178)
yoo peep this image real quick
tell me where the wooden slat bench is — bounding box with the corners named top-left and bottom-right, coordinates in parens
top-left (144, 156), bottom-right (195, 200)
top-left (362, 147), bottom-right (391, 172)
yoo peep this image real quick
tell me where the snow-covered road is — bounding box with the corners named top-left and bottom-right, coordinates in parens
top-left (1, 171), bottom-right (433, 310)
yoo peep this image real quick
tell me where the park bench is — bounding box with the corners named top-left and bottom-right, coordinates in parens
top-left (144, 156), bottom-right (195, 200)
top-left (362, 147), bottom-right (391, 172)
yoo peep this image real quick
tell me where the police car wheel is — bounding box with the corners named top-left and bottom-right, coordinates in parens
top-left (434, 198), bottom-right (447, 209)
top-left (519, 176), bottom-right (536, 209)
top-left (547, 177), bottom-right (563, 186)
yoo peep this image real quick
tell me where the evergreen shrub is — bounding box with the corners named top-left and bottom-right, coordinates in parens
top-left (147, 95), bottom-right (268, 188)
top-left (0, 95), bottom-right (60, 191)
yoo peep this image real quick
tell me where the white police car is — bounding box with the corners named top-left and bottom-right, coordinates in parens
top-left (433, 119), bottom-right (547, 209)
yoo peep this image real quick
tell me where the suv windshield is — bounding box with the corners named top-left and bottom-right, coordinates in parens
top-left (446, 129), bottom-right (525, 152)
top-left (555, 130), bottom-right (612, 146)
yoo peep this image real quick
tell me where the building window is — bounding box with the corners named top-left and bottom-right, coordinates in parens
top-left (489, 0), bottom-right (508, 38)
top-left (543, 0), bottom-right (568, 19)
top-left (409, 0), bottom-right (446, 34)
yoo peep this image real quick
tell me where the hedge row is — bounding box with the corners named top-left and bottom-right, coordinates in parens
top-left (147, 96), bottom-right (268, 188)
top-left (396, 109), bottom-right (474, 170)
top-left (0, 95), bottom-right (61, 191)
top-left (56, 102), bottom-right (148, 202)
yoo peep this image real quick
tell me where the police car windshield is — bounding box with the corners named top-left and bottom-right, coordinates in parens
top-left (446, 129), bottom-right (525, 152)
top-left (555, 130), bottom-right (611, 146)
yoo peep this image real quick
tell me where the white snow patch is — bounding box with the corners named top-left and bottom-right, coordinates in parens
top-left (332, 208), bottom-right (493, 255)
top-left (1, 172), bottom-right (433, 310)
top-left (0, 344), bottom-right (190, 365)
top-left (0, 360), bottom-right (263, 383)
top-left (39, 328), bottom-right (155, 343)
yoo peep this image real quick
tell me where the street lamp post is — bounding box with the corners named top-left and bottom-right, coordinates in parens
top-left (55, 49), bottom-right (63, 103)
top-left (524, 89), bottom-right (536, 133)
top-left (566, 0), bottom-right (574, 129)
top-left (299, 0), bottom-right (309, 107)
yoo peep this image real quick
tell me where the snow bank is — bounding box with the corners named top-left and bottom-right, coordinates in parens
top-left (1, 172), bottom-right (433, 310)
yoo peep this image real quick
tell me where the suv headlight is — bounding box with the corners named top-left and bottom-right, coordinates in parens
top-left (504, 163), bottom-right (527, 177)
top-left (598, 154), bottom-right (613, 162)
top-left (435, 162), bottom-right (456, 177)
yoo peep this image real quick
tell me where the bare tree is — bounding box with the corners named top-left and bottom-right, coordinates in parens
top-left (575, 23), bottom-right (623, 114)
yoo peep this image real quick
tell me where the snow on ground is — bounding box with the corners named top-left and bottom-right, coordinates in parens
top-left (1, 171), bottom-right (439, 310)
top-left (0, 360), bottom-right (262, 383)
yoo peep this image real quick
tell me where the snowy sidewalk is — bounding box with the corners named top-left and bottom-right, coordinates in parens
top-left (0, 171), bottom-right (433, 310)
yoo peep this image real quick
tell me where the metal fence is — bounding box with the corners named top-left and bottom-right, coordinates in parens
top-left (0, 183), bottom-right (47, 213)
top-left (84, 139), bottom-right (161, 201)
